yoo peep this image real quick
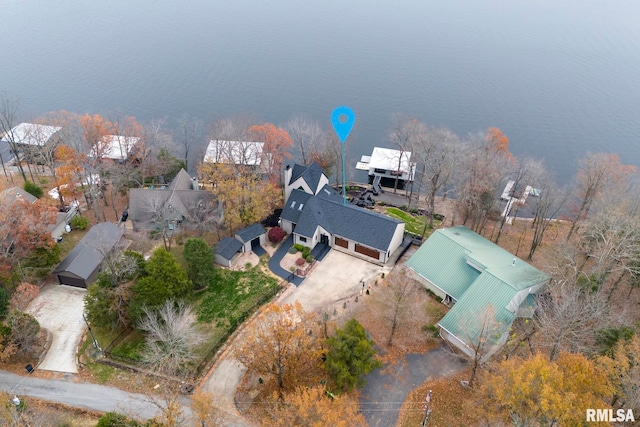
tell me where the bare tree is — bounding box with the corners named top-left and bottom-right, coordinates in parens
top-left (535, 280), bottom-right (616, 361)
top-left (455, 132), bottom-right (513, 234)
top-left (285, 115), bottom-right (324, 166)
top-left (0, 93), bottom-right (28, 181)
top-left (566, 152), bottom-right (635, 241)
top-left (528, 171), bottom-right (567, 260)
top-left (178, 114), bottom-right (203, 171)
top-left (413, 126), bottom-right (459, 230)
top-left (138, 300), bottom-right (205, 376)
top-left (389, 114), bottom-right (426, 194)
top-left (372, 269), bottom-right (418, 346)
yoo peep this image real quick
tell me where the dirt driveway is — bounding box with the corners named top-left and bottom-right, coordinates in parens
top-left (28, 284), bottom-right (86, 373)
top-left (280, 249), bottom-right (390, 311)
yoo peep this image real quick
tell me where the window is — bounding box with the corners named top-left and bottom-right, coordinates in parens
top-left (298, 203), bottom-right (304, 210)
top-left (291, 201), bottom-right (296, 208)
top-left (299, 236), bottom-right (307, 242)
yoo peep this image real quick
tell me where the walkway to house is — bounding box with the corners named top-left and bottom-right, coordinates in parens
top-left (251, 244), bottom-right (266, 257)
top-left (267, 235), bottom-right (305, 286)
top-left (360, 345), bottom-right (467, 427)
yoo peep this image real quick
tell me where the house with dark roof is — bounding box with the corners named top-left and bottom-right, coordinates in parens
top-left (214, 237), bottom-right (244, 267)
top-left (283, 162), bottom-right (329, 201)
top-left (281, 163), bottom-right (405, 265)
top-left (406, 226), bottom-right (549, 360)
top-left (235, 223), bottom-right (266, 253)
top-left (53, 223), bottom-right (125, 288)
top-left (128, 169), bottom-right (221, 231)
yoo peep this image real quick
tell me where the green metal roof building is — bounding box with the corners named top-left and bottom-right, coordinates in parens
top-left (407, 226), bottom-right (549, 360)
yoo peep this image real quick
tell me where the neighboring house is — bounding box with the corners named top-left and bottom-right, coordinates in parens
top-left (356, 147), bottom-right (415, 190)
top-left (0, 123), bottom-right (62, 148)
top-left (128, 169), bottom-right (220, 231)
top-left (235, 223), bottom-right (266, 253)
top-left (214, 237), bottom-right (243, 267)
top-left (281, 163), bottom-right (405, 265)
top-left (53, 222), bottom-right (125, 288)
top-left (90, 135), bottom-right (142, 163)
top-left (406, 226), bottom-right (550, 361)
top-left (203, 140), bottom-right (264, 168)
top-left (0, 186), bottom-right (77, 240)
top-left (0, 123), bottom-right (62, 164)
top-left (0, 186), bottom-right (38, 205)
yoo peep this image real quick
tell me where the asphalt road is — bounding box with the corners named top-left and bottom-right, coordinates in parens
top-left (0, 370), bottom-right (186, 421)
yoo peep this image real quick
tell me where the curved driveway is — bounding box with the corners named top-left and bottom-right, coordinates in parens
top-left (267, 235), bottom-right (304, 285)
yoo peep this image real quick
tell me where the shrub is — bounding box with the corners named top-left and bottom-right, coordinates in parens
top-left (287, 247), bottom-right (297, 255)
top-left (23, 181), bottom-right (43, 198)
top-left (305, 255), bottom-right (313, 263)
top-left (422, 324), bottom-right (439, 338)
top-left (70, 215), bottom-right (89, 230)
top-left (268, 226), bottom-right (286, 243)
top-left (295, 257), bottom-right (306, 266)
top-left (302, 247), bottom-right (311, 258)
top-left (293, 243), bottom-right (304, 252)
top-left (400, 205), bottom-right (408, 211)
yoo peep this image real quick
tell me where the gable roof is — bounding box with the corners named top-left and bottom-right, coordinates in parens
top-left (53, 223), bottom-right (124, 279)
top-left (0, 123), bottom-right (62, 146)
top-left (204, 140), bottom-right (264, 165)
top-left (294, 185), bottom-right (402, 252)
top-left (0, 186), bottom-right (38, 205)
top-left (235, 223), bottom-right (266, 243)
top-left (128, 169), bottom-right (217, 228)
top-left (407, 226), bottom-right (549, 349)
top-left (280, 189), bottom-right (313, 224)
top-left (215, 237), bottom-right (243, 260)
top-left (288, 162), bottom-right (324, 191)
top-left (91, 135), bottom-right (141, 160)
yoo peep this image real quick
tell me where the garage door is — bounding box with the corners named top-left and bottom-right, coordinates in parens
top-left (355, 244), bottom-right (380, 260)
top-left (57, 275), bottom-right (87, 288)
top-left (335, 237), bottom-right (349, 248)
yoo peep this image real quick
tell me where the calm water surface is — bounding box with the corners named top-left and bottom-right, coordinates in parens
top-left (2, 0), bottom-right (640, 183)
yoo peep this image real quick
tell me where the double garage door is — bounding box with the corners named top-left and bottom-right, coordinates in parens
top-left (334, 237), bottom-right (380, 260)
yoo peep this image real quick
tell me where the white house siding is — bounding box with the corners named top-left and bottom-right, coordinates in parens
top-left (387, 223), bottom-right (405, 260)
top-left (439, 327), bottom-right (474, 359)
top-left (281, 219), bottom-right (294, 234)
top-left (214, 254), bottom-right (232, 268)
top-left (506, 283), bottom-right (545, 314)
top-left (285, 178), bottom-right (312, 202)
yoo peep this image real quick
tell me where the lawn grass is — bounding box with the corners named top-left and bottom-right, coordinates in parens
top-left (196, 261), bottom-right (280, 325)
top-left (385, 207), bottom-right (440, 235)
top-left (110, 330), bottom-right (145, 361)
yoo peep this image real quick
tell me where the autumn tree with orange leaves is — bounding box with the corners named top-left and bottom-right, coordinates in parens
top-left (234, 302), bottom-right (324, 398)
top-left (247, 122), bottom-right (293, 183)
top-left (478, 352), bottom-right (613, 426)
top-left (0, 198), bottom-right (57, 271)
top-left (257, 386), bottom-right (367, 427)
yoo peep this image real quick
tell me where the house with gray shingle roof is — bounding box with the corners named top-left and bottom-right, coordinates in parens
top-left (281, 163), bottom-right (405, 265)
top-left (235, 223), bottom-right (266, 253)
top-left (407, 226), bottom-right (549, 360)
top-left (53, 222), bottom-right (125, 288)
top-left (128, 169), bottom-right (221, 231)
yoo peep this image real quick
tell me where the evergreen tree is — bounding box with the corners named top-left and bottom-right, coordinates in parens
top-left (129, 248), bottom-right (191, 322)
top-left (325, 318), bottom-right (381, 392)
top-left (183, 238), bottom-right (215, 290)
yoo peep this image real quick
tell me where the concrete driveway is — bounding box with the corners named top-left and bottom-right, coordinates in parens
top-left (280, 250), bottom-right (389, 311)
top-left (27, 284), bottom-right (86, 373)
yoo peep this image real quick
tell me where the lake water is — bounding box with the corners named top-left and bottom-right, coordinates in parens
top-left (2, 0), bottom-right (640, 184)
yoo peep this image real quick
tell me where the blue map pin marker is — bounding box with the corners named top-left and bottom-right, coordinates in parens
top-left (331, 106), bottom-right (355, 143)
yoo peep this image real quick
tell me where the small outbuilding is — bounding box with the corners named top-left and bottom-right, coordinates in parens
top-left (214, 237), bottom-right (244, 267)
top-left (234, 223), bottom-right (266, 253)
top-left (53, 223), bottom-right (125, 288)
